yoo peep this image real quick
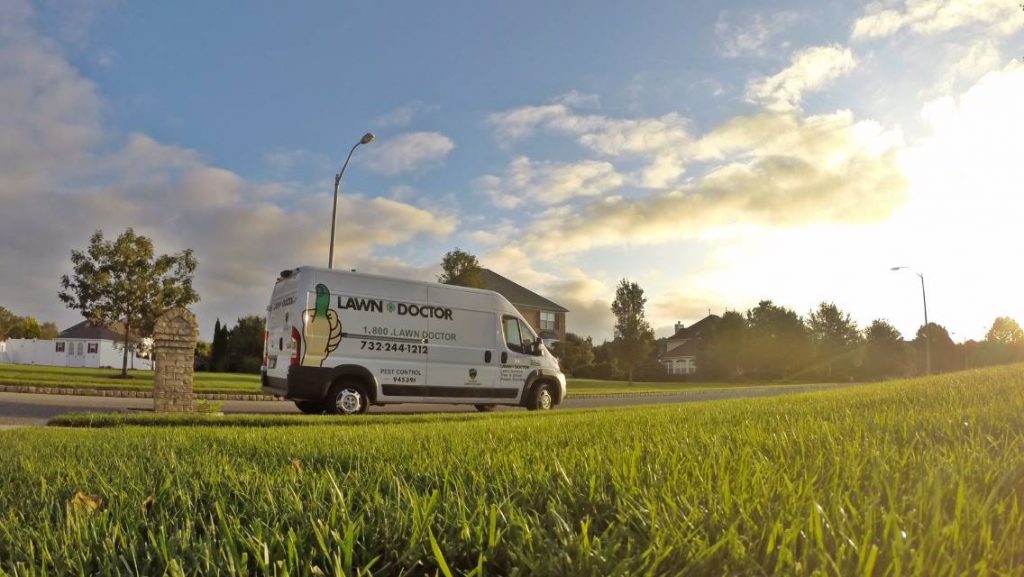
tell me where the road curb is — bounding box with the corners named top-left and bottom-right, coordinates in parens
top-left (0, 383), bottom-right (281, 402)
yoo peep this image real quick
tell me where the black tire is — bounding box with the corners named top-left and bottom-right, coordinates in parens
top-left (293, 400), bottom-right (323, 414)
top-left (326, 381), bottom-right (369, 415)
top-left (474, 404), bottom-right (496, 412)
top-left (525, 382), bottom-right (554, 411)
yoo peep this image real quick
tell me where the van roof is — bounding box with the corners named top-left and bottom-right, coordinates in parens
top-left (283, 266), bottom-right (505, 299)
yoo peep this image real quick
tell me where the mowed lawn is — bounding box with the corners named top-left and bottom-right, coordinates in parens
top-left (2, 366), bottom-right (1022, 575)
top-left (0, 364), bottom-right (258, 394)
top-left (0, 363), bottom-right (771, 396)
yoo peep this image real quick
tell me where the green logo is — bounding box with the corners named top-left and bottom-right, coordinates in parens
top-left (386, 302), bottom-right (397, 313)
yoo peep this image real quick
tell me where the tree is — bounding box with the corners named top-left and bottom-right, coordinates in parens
top-left (610, 279), bottom-right (655, 383)
top-left (226, 315), bottom-right (266, 373)
top-left (6, 316), bottom-right (42, 339)
top-left (551, 333), bottom-right (595, 376)
top-left (745, 300), bottom-right (812, 379)
top-left (985, 317), bottom-right (1024, 345)
top-left (913, 323), bottom-right (957, 374)
top-left (210, 318), bottom-right (226, 372)
top-left (0, 307), bottom-right (15, 340)
top-left (862, 319), bottom-right (910, 379)
top-left (807, 302), bottom-right (862, 379)
top-left (701, 310), bottom-right (748, 380)
top-left (58, 228), bottom-right (199, 377)
top-left (438, 248), bottom-right (484, 288)
top-left (978, 316), bottom-right (1024, 366)
top-left (39, 322), bottom-right (60, 340)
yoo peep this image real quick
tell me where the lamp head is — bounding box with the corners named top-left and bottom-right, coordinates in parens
top-left (360, 132), bottom-right (375, 145)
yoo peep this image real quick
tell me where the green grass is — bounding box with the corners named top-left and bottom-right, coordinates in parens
top-left (0, 364), bottom-right (260, 394)
top-left (3, 366), bottom-right (1023, 575)
top-left (1, 363), bottom-right (770, 397)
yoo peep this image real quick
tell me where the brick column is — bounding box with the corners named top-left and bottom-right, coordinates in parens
top-left (153, 308), bottom-right (199, 413)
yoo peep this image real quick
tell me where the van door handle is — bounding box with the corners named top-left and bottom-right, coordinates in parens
top-left (484, 350), bottom-right (492, 363)
top-left (501, 351), bottom-right (508, 364)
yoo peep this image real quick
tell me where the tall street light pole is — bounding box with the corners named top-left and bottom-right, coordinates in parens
top-left (329, 132), bottom-right (375, 269)
top-left (891, 266), bottom-right (930, 375)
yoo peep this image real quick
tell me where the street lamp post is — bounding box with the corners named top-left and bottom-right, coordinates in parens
top-left (328, 132), bottom-right (375, 269)
top-left (891, 266), bottom-right (930, 375)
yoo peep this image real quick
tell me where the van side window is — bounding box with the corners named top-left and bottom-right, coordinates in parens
top-left (503, 316), bottom-right (524, 353)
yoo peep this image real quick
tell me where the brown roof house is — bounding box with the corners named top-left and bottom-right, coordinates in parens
top-left (480, 269), bottom-right (568, 345)
top-left (658, 314), bottom-right (720, 375)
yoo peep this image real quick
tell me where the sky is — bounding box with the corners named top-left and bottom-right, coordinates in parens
top-left (1, 0), bottom-right (1021, 343)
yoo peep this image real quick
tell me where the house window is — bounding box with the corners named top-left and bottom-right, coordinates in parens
top-left (55, 342), bottom-right (66, 353)
top-left (540, 311), bottom-right (556, 331)
top-left (76, 342), bottom-right (83, 355)
top-left (87, 342), bottom-right (98, 354)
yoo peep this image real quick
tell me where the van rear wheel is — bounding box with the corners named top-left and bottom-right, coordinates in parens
top-left (327, 382), bottom-right (369, 415)
top-left (526, 383), bottom-right (554, 411)
top-left (293, 400), bottom-right (323, 414)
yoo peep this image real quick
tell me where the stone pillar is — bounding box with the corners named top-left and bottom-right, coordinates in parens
top-left (153, 308), bottom-right (199, 413)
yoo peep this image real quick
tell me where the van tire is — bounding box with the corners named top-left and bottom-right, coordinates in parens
top-left (525, 382), bottom-right (554, 411)
top-left (293, 400), bottom-right (323, 414)
top-left (474, 404), bottom-right (496, 412)
top-left (326, 381), bottom-right (369, 415)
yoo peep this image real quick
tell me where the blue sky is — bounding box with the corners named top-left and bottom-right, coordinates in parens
top-left (2, 0), bottom-right (1022, 342)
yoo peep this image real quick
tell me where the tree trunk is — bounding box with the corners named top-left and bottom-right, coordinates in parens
top-left (121, 320), bottom-right (130, 378)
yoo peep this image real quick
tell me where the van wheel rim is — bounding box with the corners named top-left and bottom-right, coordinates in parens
top-left (336, 389), bottom-right (362, 414)
top-left (539, 389), bottom-right (552, 410)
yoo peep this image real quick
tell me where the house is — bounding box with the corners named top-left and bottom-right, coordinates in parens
top-left (658, 314), bottom-right (721, 375)
top-left (479, 269), bottom-right (568, 345)
top-left (0, 321), bottom-right (153, 370)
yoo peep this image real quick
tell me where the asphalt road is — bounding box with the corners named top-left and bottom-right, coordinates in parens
top-left (0, 382), bottom-right (852, 427)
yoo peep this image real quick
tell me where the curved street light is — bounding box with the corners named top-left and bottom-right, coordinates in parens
top-left (891, 266), bottom-right (930, 375)
top-left (328, 132), bottom-right (375, 269)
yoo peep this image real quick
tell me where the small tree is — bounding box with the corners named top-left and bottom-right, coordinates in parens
top-left (610, 279), bottom-right (655, 383)
top-left (438, 248), bottom-right (484, 288)
top-left (702, 310), bottom-right (748, 380)
top-left (807, 302), bottom-right (862, 379)
top-left (862, 319), bottom-right (910, 379)
top-left (59, 228), bottom-right (199, 377)
top-left (0, 307), bottom-right (16, 340)
top-left (745, 300), bottom-right (812, 380)
top-left (226, 315), bottom-right (266, 373)
top-left (210, 319), bottom-right (225, 372)
top-left (551, 333), bottom-right (595, 376)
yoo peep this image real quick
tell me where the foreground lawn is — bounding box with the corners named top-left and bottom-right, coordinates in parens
top-left (0, 363), bottom-right (769, 396)
top-left (2, 366), bottom-right (1022, 575)
top-left (0, 364), bottom-right (259, 394)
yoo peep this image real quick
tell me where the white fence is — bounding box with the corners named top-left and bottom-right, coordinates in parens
top-left (0, 338), bottom-right (153, 370)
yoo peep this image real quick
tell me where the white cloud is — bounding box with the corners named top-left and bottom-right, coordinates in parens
top-left (852, 0), bottom-right (1023, 39)
top-left (487, 104), bottom-right (692, 188)
top-left (478, 156), bottom-right (623, 208)
top-left (931, 40), bottom-right (1002, 94)
top-left (715, 10), bottom-right (801, 58)
top-left (362, 131), bottom-right (455, 175)
top-left (553, 90), bottom-right (601, 108)
top-left (524, 109), bottom-right (907, 255)
top-left (746, 44), bottom-right (857, 111)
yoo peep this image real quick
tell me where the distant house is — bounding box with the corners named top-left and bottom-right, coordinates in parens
top-left (0, 321), bottom-right (152, 370)
top-left (479, 269), bottom-right (568, 345)
top-left (658, 314), bottom-right (721, 375)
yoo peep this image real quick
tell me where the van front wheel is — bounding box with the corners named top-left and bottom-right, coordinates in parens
top-left (526, 383), bottom-right (554, 411)
top-left (327, 382), bottom-right (369, 415)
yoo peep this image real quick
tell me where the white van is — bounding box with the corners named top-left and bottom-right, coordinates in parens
top-left (261, 266), bottom-right (567, 415)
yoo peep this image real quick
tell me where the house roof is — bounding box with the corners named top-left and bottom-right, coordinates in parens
top-left (666, 314), bottom-right (721, 341)
top-left (480, 269), bottom-right (569, 313)
top-left (661, 340), bottom-right (699, 359)
top-left (59, 321), bottom-right (125, 341)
